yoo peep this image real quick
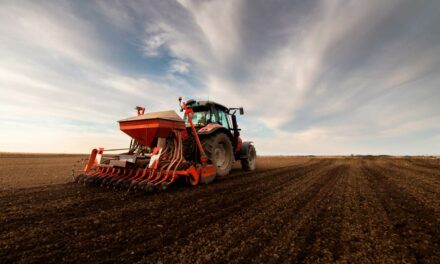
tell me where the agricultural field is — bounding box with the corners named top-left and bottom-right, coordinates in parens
top-left (1, 154), bottom-right (439, 263)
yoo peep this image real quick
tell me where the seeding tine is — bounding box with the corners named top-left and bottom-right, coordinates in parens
top-left (133, 167), bottom-right (153, 190)
top-left (114, 169), bottom-right (141, 189)
top-left (94, 168), bottom-right (105, 176)
top-left (154, 173), bottom-right (170, 186)
top-left (78, 175), bottom-right (88, 184)
top-left (131, 168), bottom-right (145, 181)
top-left (88, 174), bottom-right (101, 185)
top-left (147, 164), bottom-right (170, 191)
top-left (136, 181), bottom-right (148, 192)
top-left (110, 168), bottom-right (130, 188)
top-left (92, 167), bottom-right (112, 184)
top-left (148, 170), bottom-right (161, 185)
top-left (127, 169), bottom-right (148, 192)
top-left (112, 168), bottom-right (131, 184)
top-left (88, 167), bottom-right (110, 185)
top-left (121, 179), bottom-right (135, 190)
top-left (81, 167), bottom-right (99, 184)
top-left (101, 168), bottom-right (121, 187)
top-left (145, 183), bottom-right (155, 192)
top-left (85, 174), bottom-right (99, 185)
top-left (111, 168), bottom-right (134, 188)
top-left (106, 176), bottom-right (121, 188)
top-left (100, 175), bottom-right (112, 187)
top-left (81, 175), bottom-right (91, 184)
top-left (83, 175), bottom-right (94, 184)
top-left (148, 163), bottom-right (170, 186)
top-left (84, 172), bottom-right (96, 183)
top-left (90, 168), bottom-right (102, 177)
top-left (123, 168), bottom-right (147, 188)
top-left (102, 178), bottom-right (114, 188)
top-left (109, 169), bottom-right (133, 189)
top-left (107, 168), bottom-right (117, 177)
top-left (81, 174), bottom-right (91, 185)
top-left (138, 168), bottom-right (158, 190)
top-left (103, 176), bottom-right (116, 188)
top-left (75, 174), bottom-right (86, 183)
top-left (92, 168), bottom-right (110, 185)
top-left (127, 180), bottom-right (139, 193)
top-left (84, 177), bottom-right (95, 185)
top-left (77, 167), bottom-right (94, 184)
top-left (92, 167), bottom-right (102, 176)
top-left (100, 167), bottom-right (112, 177)
top-left (136, 182), bottom-right (148, 192)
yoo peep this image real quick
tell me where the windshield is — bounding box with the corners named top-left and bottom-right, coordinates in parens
top-left (184, 106), bottom-right (210, 127)
top-left (189, 111), bottom-right (207, 126)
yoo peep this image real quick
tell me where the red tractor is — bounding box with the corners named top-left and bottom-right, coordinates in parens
top-left (73, 97), bottom-right (256, 191)
top-left (181, 99), bottom-right (256, 182)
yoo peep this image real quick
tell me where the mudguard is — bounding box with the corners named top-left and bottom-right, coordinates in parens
top-left (197, 123), bottom-right (223, 135)
top-left (198, 124), bottom-right (233, 141)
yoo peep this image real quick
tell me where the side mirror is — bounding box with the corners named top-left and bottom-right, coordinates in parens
top-left (178, 96), bottom-right (183, 112)
top-left (239, 107), bottom-right (244, 115)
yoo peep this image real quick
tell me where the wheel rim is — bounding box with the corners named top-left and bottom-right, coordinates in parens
top-left (248, 148), bottom-right (256, 168)
top-left (214, 145), bottom-right (226, 168)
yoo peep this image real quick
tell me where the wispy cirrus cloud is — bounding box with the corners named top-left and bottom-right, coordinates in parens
top-left (0, 0), bottom-right (439, 154)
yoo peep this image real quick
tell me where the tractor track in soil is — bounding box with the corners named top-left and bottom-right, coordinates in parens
top-left (361, 159), bottom-right (440, 263)
top-left (1, 156), bottom-right (440, 263)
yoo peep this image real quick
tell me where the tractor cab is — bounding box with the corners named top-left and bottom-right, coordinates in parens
top-left (183, 100), bottom-right (243, 134)
top-left (181, 99), bottom-right (254, 178)
top-left (183, 100), bottom-right (245, 153)
top-left (183, 100), bottom-right (231, 127)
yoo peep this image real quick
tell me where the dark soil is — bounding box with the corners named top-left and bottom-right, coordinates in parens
top-left (0, 156), bottom-right (439, 263)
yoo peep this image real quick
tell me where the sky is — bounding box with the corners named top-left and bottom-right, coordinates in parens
top-left (0, 0), bottom-right (439, 155)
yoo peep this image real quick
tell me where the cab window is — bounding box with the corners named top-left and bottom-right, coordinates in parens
top-left (191, 111), bottom-right (207, 126)
top-left (218, 111), bottom-right (230, 129)
top-left (210, 109), bottom-right (218, 123)
top-left (184, 106), bottom-right (209, 127)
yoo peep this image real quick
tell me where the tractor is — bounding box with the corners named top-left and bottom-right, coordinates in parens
top-left (73, 97), bottom-right (256, 191)
top-left (181, 99), bottom-right (256, 182)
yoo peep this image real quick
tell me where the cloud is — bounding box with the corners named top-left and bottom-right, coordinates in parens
top-left (143, 29), bottom-right (169, 57)
top-left (0, 0), bottom-right (439, 154)
top-left (0, 1), bottom-right (185, 152)
top-left (169, 60), bottom-right (191, 74)
top-left (171, 0), bottom-right (439, 154)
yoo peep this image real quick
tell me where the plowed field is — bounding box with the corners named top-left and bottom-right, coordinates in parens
top-left (1, 155), bottom-right (439, 263)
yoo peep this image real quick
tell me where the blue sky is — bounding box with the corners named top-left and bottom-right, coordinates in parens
top-left (0, 0), bottom-right (439, 155)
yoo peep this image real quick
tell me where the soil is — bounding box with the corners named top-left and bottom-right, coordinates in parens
top-left (0, 154), bottom-right (439, 263)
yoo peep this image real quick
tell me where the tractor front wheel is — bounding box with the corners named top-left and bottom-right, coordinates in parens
top-left (241, 144), bottom-right (256, 171)
top-left (202, 133), bottom-right (234, 181)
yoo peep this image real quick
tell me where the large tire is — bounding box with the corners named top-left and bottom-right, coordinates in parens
top-left (202, 133), bottom-right (234, 180)
top-left (241, 144), bottom-right (256, 171)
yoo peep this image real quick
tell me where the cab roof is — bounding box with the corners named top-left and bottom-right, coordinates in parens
top-left (187, 100), bottom-right (229, 112)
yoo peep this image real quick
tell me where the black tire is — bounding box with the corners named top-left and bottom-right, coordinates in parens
top-left (202, 133), bottom-right (234, 180)
top-left (241, 144), bottom-right (256, 171)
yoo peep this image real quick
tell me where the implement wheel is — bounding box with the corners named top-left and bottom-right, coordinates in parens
top-left (202, 133), bottom-right (234, 181)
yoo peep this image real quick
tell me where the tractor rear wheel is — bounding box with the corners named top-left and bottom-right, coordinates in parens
top-left (202, 133), bottom-right (234, 181)
top-left (241, 144), bottom-right (256, 171)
